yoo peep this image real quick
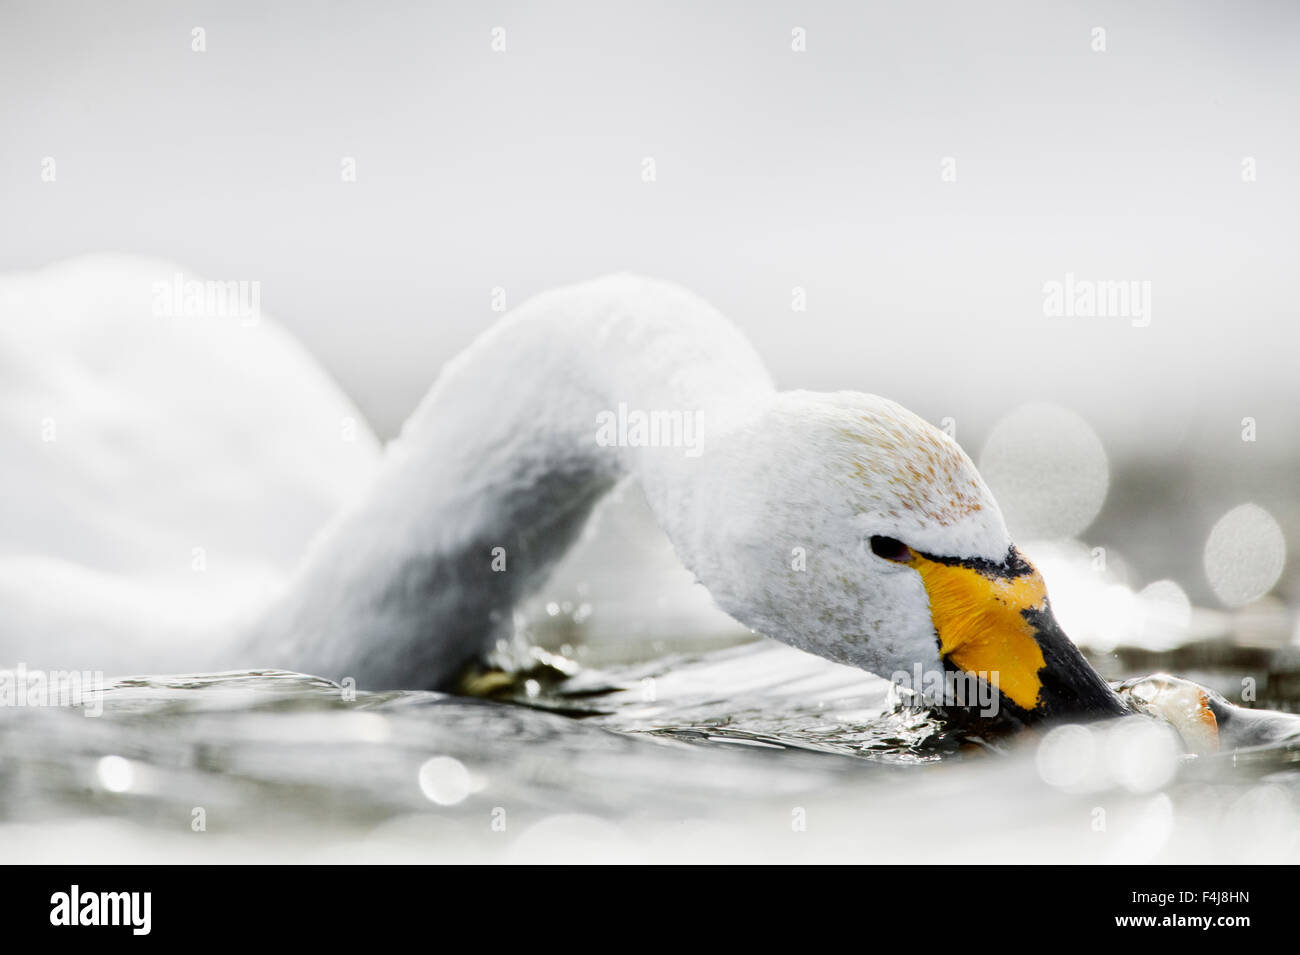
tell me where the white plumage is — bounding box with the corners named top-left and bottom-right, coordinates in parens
top-left (0, 255), bottom-right (1012, 690)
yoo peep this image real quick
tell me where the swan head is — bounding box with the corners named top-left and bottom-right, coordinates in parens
top-left (691, 391), bottom-right (1125, 725)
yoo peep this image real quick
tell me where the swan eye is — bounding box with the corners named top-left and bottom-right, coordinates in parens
top-left (869, 535), bottom-right (913, 563)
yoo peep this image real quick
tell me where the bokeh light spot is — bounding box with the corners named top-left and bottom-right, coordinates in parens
top-left (1104, 718), bottom-right (1179, 793)
top-left (1203, 503), bottom-right (1286, 608)
top-left (1036, 724), bottom-right (1097, 789)
top-left (95, 755), bottom-right (135, 793)
top-left (417, 756), bottom-right (472, 806)
top-left (978, 402), bottom-right (1109, 540)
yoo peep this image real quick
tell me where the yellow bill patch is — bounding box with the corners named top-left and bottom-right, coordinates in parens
top-left (905, 552), bottom-right (1050, 711)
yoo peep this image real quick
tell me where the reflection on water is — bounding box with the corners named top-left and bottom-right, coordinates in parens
top-left (2, 640), bottom-right (1298, 863)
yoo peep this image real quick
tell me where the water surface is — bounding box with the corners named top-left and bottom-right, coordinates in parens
top-left (3, 639), bottom-right (1298, 863)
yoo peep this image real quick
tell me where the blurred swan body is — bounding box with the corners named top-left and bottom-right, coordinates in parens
top-left (0, 255), bottom-right (1121, 720)
top-left (0, 256), bottom-right (379, 670)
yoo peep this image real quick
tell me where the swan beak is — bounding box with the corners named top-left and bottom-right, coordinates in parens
top-left (907, 547), bottom-right (1128, 723)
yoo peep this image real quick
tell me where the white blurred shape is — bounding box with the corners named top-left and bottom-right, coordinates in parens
top-left (1221, 785), bottom-right (1300, 862)
top-left (1203, 503), bottom-right (1286, 608)
top-left (1036, 724), bottom-right (1098, 789)
top-left (1103, 718), bottom-right (1179, 793)
top-left (1093, 583), bottom-right (1141, 653)
top-left (417, 756), bottom-right (472, 806)
top-left (1136, 580), bottom-right (1192, 651)
top-left (95, 755), bottom-right (135, 793)
top-left (509, 813), bottom-right (639, 864)
top-left (343, 713), bottom-right (392, 744)
top-left (1107, 793), bottom-right (1175, 863)
top-left (978, 402), bottom-right (1109, 541)
top-left (1030, 543), bottom-right (1194, 653)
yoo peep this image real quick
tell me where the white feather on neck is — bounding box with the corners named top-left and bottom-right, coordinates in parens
top-left (236, 275), bottom-right (776, 688)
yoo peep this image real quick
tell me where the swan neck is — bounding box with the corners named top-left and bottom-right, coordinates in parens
top-left (246, 276), bottom-right (773, 689)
